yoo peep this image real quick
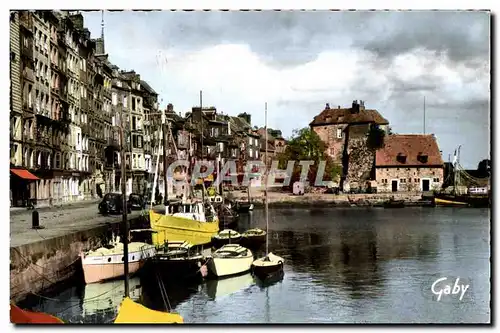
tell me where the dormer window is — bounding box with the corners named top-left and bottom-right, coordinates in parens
top-left (417, 153), bottom-right (428, 163)
top-left (396, 153), bottom-right (407, 164)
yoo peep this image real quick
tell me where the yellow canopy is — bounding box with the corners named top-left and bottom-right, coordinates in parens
top-left (114, 297), bottom-right (184, 324)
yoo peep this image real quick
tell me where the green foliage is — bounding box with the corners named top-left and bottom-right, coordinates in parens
top-left (276, 127), bottom-right (342, 185)
top-left (367, 124), bottom-right (386, 150)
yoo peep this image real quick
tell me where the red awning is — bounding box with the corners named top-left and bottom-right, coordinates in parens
top-left (10, 169), bottom-right (39, 180)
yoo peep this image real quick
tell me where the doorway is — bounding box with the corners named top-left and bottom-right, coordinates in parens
top-left (391, 180), bottom-right (398, 192)
top-left (422, 179), bottom-right (430, 192)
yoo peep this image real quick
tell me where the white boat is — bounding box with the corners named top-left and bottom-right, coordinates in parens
top-left (80, 236), bottom-right (156, 284)
top-left (207, 244), bottom-right (254, 278)
top-left (205, 273), bottom-right (254, 300)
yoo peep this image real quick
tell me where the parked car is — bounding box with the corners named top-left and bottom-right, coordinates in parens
top-left (128, 193), bottom-right (146, 210)
top-left (98, 193), bottom-right (132, 215)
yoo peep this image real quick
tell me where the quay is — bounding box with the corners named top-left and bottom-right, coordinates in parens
top-left (9, 201), bottom-right (161, 302)
top-left (227, 188), bottom-right (430, 208)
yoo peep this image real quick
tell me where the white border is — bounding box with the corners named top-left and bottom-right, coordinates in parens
top-left (3, 1), bottom-right (496, 332)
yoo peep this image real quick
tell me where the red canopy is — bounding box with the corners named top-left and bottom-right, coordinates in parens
top-left (10, 304), bottom-right (64, 324)
top-left (10, 169), bottom-right (39, 181)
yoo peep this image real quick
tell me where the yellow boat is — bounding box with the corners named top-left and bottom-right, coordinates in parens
top-left (434, 197), bottom-right (468, 206)
top-left (114, 297), bottom-right (183, 324)
top-left (149, 200), bottom-right (219, 246)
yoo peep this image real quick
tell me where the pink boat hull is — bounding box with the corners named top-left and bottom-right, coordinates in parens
top-left (82, 260), bottom-right (144, 284)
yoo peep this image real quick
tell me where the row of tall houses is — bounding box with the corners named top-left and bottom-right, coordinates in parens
top-left (9, 10), bottom-right (163, 207)
top-left (310, 100), bottom-right (444, 193)
top-left (9, 10), bottom-right (288, 207)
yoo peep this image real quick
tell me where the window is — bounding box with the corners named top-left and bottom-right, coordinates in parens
top-left (337, 128), bottom-right (342, 139)
top-left (123, 96), bottom-right (127, 108)
top-left (400, 179), bottom-right (406, 183)
top-left (249, 148), bottom-right (253, 158)
top-left (256, 150), bottom-right (259, 159)
top-left (329, 147), bottom-right (335, 155)
top-left (132, 97), bottom-right (136, 111)
top-left (433, 178), bottom-right (440, 182)
top-left (112, 93), bottom-right (117, 106)
top-left (138, 136), bottom-right (143, 148)
top-left (408, 178), bottom-right (412, 183)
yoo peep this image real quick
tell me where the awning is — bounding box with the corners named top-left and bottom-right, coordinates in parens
top-left (10, 169), bottom-right (39, 180)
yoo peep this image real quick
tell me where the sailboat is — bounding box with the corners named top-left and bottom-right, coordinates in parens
top-left (149, 91), bottom-right (219, 247)
top-left (251, 103), bottom-right (284, 282)
top-left (111, 89), bottom-right (183, 324)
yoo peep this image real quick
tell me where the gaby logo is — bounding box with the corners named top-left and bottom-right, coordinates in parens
top-left (431, 277), bottom-right (470, 302)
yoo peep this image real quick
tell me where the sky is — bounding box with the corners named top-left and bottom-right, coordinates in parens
top-left (81, 10), bottom-right (490, 169)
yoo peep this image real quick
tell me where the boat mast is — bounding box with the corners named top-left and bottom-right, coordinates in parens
top-left (265, 102), bottom-right (269, 256)
top-left (423, 95), bottom-right (426, 135)
top-left (200, 90), bottom-right (205, 204)
top-left (162, 108), bottom-right (169, 209)
top-left (119, 94), bottom-right (129, 297)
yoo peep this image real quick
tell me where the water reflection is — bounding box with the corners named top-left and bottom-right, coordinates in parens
top-left (205, 273), bottom-right (254, 301)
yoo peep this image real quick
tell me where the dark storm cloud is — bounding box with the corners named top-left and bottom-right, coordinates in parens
top-left (125, 10), bottom-right (490, 68)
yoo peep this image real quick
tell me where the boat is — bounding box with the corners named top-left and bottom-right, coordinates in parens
top-left (80, 236), bottom-right (156, 284)
top-left (149, 200), bottom-right (219, 246)
top-left (211, 229), bottom-right (242, 248)
top-left (147, 240), bottom-right (208, 282)
top-left (114, 297), bottom-right (183, 324)
top-left (234, 200), bottom-right (254, 213)
top-left (434, 145), bottom-right (491, 208)
top-left (204, 273), bottom-right (254, 300)
top-left (240, 228), bottom-right (267, 248)
top-left (207, 244), bottom-right (254, 278)
top-left (383, 198), bottom-right (405, 208)
top-left (10, 303), bottom-right (64, 324)
top-left (251, 102), bottom-right (285, 282)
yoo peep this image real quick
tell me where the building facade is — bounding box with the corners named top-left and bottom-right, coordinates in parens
top-left (375, 134), bottom-right (444, 192)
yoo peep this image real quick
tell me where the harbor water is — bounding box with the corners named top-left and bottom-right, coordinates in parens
top-left (19, 207), bottom-right (490, 324)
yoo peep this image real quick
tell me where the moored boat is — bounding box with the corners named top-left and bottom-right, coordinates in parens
top-left (10, 304), bottom-right (64, 324)
top-left (114, 297), bottom-right (183, 324)
top-left (207, 244), bottom-right (254, 278)
top-left (252, 252), bottom-right (285, 281)
top-left (211, 229), bottom-right (242, 248)
top-left (234, 200), bottom-right (254, 213)
top-left (149, 199), bottom-right (219, 246)
top-left (240, 228), bottom-right (267, 248)
top-left (383, 199), bottom-right (405, 208)
top-left (148, 240), bottom-right (208, 282)
top-left (80, 237), bottom-right (156, 284)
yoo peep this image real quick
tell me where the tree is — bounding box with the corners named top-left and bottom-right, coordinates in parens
top-left (366, 124), bottom-right (386, 150)
top-left (477, 159), bottom-right (491, 177)
top-left (276, 127), bottom-right (342, 187)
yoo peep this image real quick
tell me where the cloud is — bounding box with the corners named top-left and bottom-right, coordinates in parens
top-left (81, 10), bottom-right (490, 168)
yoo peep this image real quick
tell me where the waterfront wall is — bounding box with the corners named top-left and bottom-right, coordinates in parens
top-left (10, 216), bottom-right (146, 302)
top-left (232, 191), bottom-right (426, 208)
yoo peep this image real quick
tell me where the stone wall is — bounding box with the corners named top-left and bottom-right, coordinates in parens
top-left (375, 166), bottom-right (444, 192)
top-left (343, 124), bottom-right (374, 191)
top-left (312, 124), bottom-right (347, 163)
top-left (10, 216), bottom-right (147, 302)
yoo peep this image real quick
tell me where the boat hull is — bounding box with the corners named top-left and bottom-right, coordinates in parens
top-left (235, 202), bottom-right (253, 213)
top-left (149, 210), bottom-right (219, 246)
top-left (82, 260), bottom-right (143, 284)
top-left (434, 194), bottom-right (490, 208)
top-left (251, 254), bottom-right (284, 281)
top-left (207, 255), bottom-right (254, 278)
top-left (81, 245), bottom-right (155, 284)
top-left (146, 255), bottom-right (207, 282)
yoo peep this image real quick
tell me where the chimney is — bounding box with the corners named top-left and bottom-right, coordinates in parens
top-left (359, 100), bottom-right (365, 111)
top-left (167, 103), bottom-right (174, 112)
top-left (338, 105), bottom-right (340, 109)
top-left (351, 100), bottom-right (360, 114)
top-left (325, 103), bottom-right (330, 110)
